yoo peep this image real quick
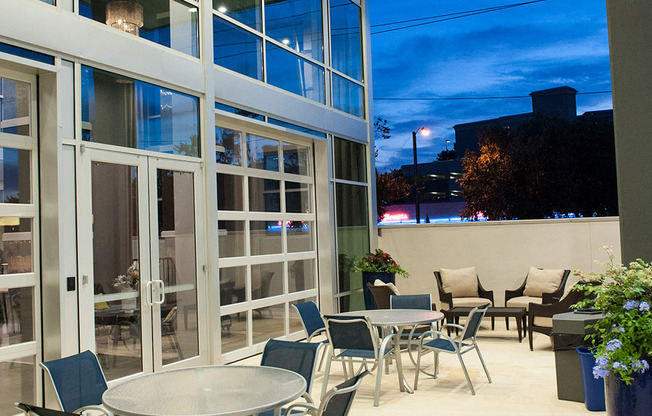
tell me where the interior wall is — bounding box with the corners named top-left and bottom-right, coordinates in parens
top-left (605, 0), bottom-right (652, 263)
top-left (378, 218), bottom-right (621, 307)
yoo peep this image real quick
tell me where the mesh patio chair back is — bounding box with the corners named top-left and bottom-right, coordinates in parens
top-left (321, 371), bottom-right (369, 416)
top-left (40, 350), bottom-right (108, 413)
top-left (461, 304), bottom-right (489, 341)
top-left (261, 339), bottom-right (321, 394)
top-left (390, 294), bottom-right (432, 310)
top-left (323, 316), bottom-right (375, 352)
top-left (15, 403), bottom-right (80, 416)
top-left (292, 301), bottom-right (326, 339)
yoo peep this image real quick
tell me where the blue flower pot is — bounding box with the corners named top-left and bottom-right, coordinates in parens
top-left (361, 272), bottom-right (395, 309)
top-left (605, 368), bottom-right (652, 416)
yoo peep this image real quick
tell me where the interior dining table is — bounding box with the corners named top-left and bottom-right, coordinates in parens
top-left (101, 365), bottom-right (306, 416)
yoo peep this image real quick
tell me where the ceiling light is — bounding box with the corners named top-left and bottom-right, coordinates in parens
top-left (218, 6), bottom-right (228, 13)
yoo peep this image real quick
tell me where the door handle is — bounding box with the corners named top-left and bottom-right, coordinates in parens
top-left (154, 280), bottom-right (165, 305)
top-left (146, 281), bottom-right (154, 306)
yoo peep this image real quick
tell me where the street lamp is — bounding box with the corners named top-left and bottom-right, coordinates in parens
top-left (445, 139), bottom-right (451, 151)
top-left (412, 127), bottom-right (430, 224)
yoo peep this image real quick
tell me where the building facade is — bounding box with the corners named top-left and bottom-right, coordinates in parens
top-left (0, 0), bottom-right (375, 411)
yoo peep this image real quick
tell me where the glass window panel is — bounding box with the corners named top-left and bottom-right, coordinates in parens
top-left (265, 0), bottom-right (323, 61)
top-left (251, 263), bottom-right (283, 300)
top-left (247, 135), bottom-right (279, 171)
top-left (218, 221), bottom-right (246, 258)
top-left (0, 287), bottom-right (34, 345)
top-left (285, 182), bottom-right (311, 214)
top-left (286, 221), bottom-right (313, 253)
top-left (266, 43), bottom-right (324, 104)
top-left (335, 183), bottom-right (369, 296)
top-left (91, 162), bottom-right (142, 381)
top-left (81, 66), bottom-right (200, 156)
top-left (250, 221), bottom-right (282, 255)
top-left (0, 148), bottom-right (30, 204)
top-left (216, 127), bottom-right (242, 165)
top-left (213, 17), bottom-right (263, 80)
top-left (288, 260), bottom-right (315, 293)
top-left (0, 219), bottom-right (32, 275)
top-left (332, 74), bottom-right (364, 118)
top-left (0, 78), bottom-right (31, 136)
top-left (338, 292), bottom-right (364, 313)
top-left (221, 311), bottom-right (247, 353)
top-left (330, 0), bottom-right (363, 81)
top-left (0, 355), bottom-right (35, 415)
top-left (334, 137), bottom-right (366, 182)
top-left (268, 118), bottom-right (326, 138)
top-left (252, 303), bottom-right (284, 344)
top-left (40, 0), bottom-right (56, 4)
top-left (215, 103), bottom-right (264, 121)
top-left (0, 43), bottom-right (54, 65)
top-left (79, 0), bottom-right (199, 57)
top-left (248, 178), bottom-right (280, 212)
top-left (220, 266), bottom-right (247, 305)
top-left (289, 297), bottom-right (316, 333)
top-left (213, 0), bottom-right (261, 31)
top-left (217, 174), bottom-right (244, 211)
top-left (283, 142), bottom-right (310, 176)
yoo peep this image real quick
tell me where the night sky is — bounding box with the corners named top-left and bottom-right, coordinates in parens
top-left (369, 0), bottom-right (612, 171)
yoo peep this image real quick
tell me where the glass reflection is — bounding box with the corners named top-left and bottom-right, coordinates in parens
top-left (247, 135), bottom-right (279, 171)
top-left (221, 311), bottom-right (247, 353)
top-left (283, 142), bottom-right (310, 176)
top-left (213, 0), bottom-right (261, 31)
top-left (266, 43), bottom-right (324, 104)
top-left (252, 304), bottom-right (284, 344)
top-left (251, 263), bottom-right (283, 299)
top-left (248, 177), bottom-right (280, 212)
top-left (265, 0), bottom-right (323, 61)
top-left (287, 221), bottom-right (313, 253)
top-left (0, 356), bottom-right (35, 416)
top-left (213, 17), bottom-right (263, 80)
top-left (218, 221), bottom-right (246, 257)
top-left (0, 219), bottom-right (32, 275)
top-left (0, 287), bottom-right (33, 345)
top-left (285, 182), bottom-right (311, 213)
top-left (334, 138), bottom-right (366, 182)
top-left (332, 74), bottom-right (364, 117)
top-left (0, 78), bottom-right (30, 136)
top-left (217, 173), bottom-right (244, 211)
top-left (250, 221), bottom-right (282, 255)
top-left (216, 127), bottom-right (242, 165)
top-left (0, 148), bottom-right (30, 204)
top-left (220, 266), bottom-right (247, 305)
top-left (330, 0), bottom-right (363, 81)
top-left (288, 260), bottom-right (315, 293)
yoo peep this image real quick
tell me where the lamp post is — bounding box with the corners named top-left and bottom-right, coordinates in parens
top-left (412, 127), bottom-right (430, 224)
top-left (445, 139), bottom-right (451, 151)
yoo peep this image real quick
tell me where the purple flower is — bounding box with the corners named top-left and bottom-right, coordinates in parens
top-left (640, 302), bottom-right (650, 312)
top-left (612, 361), bottom-right (627, 371)
top-left (595, 355), bottom-right (609, 367)
top-left (606, 339), bottom-right (623, 351)
top-left (624, 300), bottom-right (640, 310)
top-left (611, 324), bottom-right (625, 333)
top-left (593, 365), bottom-right (609, 379)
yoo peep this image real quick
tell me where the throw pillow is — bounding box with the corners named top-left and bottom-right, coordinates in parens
top-left (439, 267), bottom-right (478, 297)
top-left (523, 267), bottom-right (564, 297)
top-left (374, 279), bottom-right (400, 295)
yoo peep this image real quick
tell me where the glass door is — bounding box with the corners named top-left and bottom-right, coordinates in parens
top-left (78, 149), bottom-right (206, 381)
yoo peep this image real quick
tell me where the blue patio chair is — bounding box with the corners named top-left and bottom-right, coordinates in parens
top-left (322, 315), bottom-right (393, 407)
top-left (40, 350), bottom-right (111, 415)
top-left (292, 301), bottom-right (330, 370)
top-left (260, 338), bottom-right (322, 405)
top-left (15, 403), bottom-right (80, 416)
top-left (413, 304), bottom-right (491, 395)
top-left (285, 371), bottom-right (370, 416)
top-left (390, 294), bottom-right (434, 366)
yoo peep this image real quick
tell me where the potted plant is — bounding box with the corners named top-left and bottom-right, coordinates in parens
top-left (351, 249), bottom-right (409, 309)
top-left (575, 247), bottom-right (652, 416)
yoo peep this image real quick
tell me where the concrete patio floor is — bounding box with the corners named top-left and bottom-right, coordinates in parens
top-left (238, 320), bottom-right (604, 415)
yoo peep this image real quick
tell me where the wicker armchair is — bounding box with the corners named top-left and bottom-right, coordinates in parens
top-left (505, 269), bottom-right (571, 310)
top-left (433, 270), bottom-right (494, 310)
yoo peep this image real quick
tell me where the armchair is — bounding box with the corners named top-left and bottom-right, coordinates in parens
top-left (434, 268), bottom-right (494, 310)
top-left (505, 268), bottom-right (571, 310)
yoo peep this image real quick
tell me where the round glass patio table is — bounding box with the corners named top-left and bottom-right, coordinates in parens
top-left (336, 309), bottom-right (444, 394)
top-left (102, 365), bottom-right (306, 416)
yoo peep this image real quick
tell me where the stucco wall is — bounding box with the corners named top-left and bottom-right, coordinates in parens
top-left (378, 217), bottom-right (621, 307)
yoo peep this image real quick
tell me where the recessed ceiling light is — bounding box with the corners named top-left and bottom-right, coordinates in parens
top-left (218, 6), bottom-right (227, 13)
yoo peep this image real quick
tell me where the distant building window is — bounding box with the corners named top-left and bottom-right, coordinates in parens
top-left (213, 16), bottom-right (263, 80)
top-left (79, 0), bottom-right (199, 58)
top-left (81, 65), bottom-right (200, 156)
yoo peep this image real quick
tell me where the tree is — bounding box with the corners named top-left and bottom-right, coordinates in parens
top-left (437, 149), bottom-right (457, 161)
top-left (373, 117), bottom-right (391, 158)
top-left (376, 168), bottom-right (411, 221)
top-left (458, 116), bottom-right (618, 220)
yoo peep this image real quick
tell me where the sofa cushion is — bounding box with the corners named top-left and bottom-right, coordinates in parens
top-left (374, 279), bottom-right (400, 295)
top-left (452, 297), bottom-right (492, 308)
top-left (506, 296), bottom-right (543, 310)
top-left (533, 316), bottom-right (553, 328)
top-left (440, 267), bottom-right (478, 298)
top-left (523, 267), bottom-right (565, 297)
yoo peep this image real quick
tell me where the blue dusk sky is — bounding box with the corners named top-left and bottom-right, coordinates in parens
top-left (369, 0), bottom-right (612, 171)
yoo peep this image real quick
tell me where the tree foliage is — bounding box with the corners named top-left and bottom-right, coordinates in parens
top-left (437, 149), bottom-right (457, 161)
top-left (376, 168), bottom-right (411, 221)
top-left (459, 115), bottom-right (618, 220)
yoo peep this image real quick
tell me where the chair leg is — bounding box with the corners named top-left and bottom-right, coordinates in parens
top-left (374, 356), bottom-right (384, 407)
top-left (491, 317), bottom-right (495, 330)
top-left (434, 351), bottom-right (439, 378)
top-left (413, 347), bottom-right (422, 390)
top-left (321, 355), bottom-right (333, 400)
top-left (457, 353), bottom-right (475, 395)
top-left (505, 317), bottom-right (510, 330)
top-left (317, 344), bottom-right (328, 372)
top-left (475, 346), bottom-right (492, 383)
top-left (529, 328), bottom-right (534, 351)
top-left (341, 360), bottom-right (348, 378)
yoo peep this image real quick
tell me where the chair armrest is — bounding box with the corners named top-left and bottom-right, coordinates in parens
top-left (74, 405), bottom-right (113, 416)
top-left (441, 323), bottom-right (465, 332)
top-left (478, 286), bottom-right (494, 305)
top-left (505, 279), bottom-right (527, 305)
top-left (285, 403), bottom-right (320, 416)
top-left (433, 271), bottom-right (453, 309)
top-left (541, 292), bottom-right (561, 304)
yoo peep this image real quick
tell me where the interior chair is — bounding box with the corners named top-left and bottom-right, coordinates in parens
top-left (527, 285), bottom-right (589, 351)
top-left (161, 306), bottom-right (183, 360)
top-left (284, 371), bottom-right (370, 416)
top-left (292, 301), bottom-right (330, 370)
top-left (15, 403), bottom-right (80, 416)
top-left (414, 305), bottom-right (492, 395)
top-left (434, 268), bottom-right (494, 310)
top-left (505, 267), bottom-right (571, 313)
top-left (260, 339), bottom-right (322, 409)
top-left (253, 271), bottom-right (275, 317)
top-left (322, 316), bottom-right (394, 407)
top-left (366, 283), bottom-right (395, 310)
top-left (40, 350), bottom-right (111, 415)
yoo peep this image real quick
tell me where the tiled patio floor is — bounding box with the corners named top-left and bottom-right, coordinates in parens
top-left (238, 320), bottom-right (604, 415)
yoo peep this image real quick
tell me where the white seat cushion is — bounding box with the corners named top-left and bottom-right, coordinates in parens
top-left (533, 316), bottom-right (553, 327)
top-left (440, 267), bottom-right (478, 297)
top-left (506, 296), bottom-right (542, 310)
top-left (523, 267), bottom-right (564, 297)
top-left (374, 279), bottom-right (400, 295)
top-left (451, 297), bottom-right (492, 308)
